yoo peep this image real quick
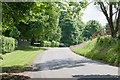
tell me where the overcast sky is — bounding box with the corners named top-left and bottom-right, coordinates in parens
top-left (81, 2), bottom-right (108, 26)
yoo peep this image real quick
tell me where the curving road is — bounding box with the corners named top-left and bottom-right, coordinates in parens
top-left (24, 48), bottom-right (119, 79)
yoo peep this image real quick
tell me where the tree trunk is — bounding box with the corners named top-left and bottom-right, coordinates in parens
top-left (111, 29), bottom-right (116, 38)
top-left (115, 9), bottom-right (120, 35)
top-left (98, 2), bottom-right (120, 38)
top-left (109, 3), bottom-right (116, 38)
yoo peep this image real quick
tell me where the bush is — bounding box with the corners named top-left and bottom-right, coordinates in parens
top-left (41, 41), bottom-right (60, 47)
top-left (42, 41), bottom-right (51, 47)
top-left (51, 41), bottom-right (60, 47)
top-left (55, 42), bottom-right (60, 47)
top-left (97, 36), bottom-right (116, 47)
top-left (2, 36), bottom-right (18, 54)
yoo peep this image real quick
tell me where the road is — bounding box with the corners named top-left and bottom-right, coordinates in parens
top-left (24, 48), bottom-right (119, 79)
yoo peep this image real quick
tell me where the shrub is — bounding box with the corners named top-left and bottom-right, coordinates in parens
top-left (41, 41), bottom-right (60, 47)
top-left (51, 41), bottom-right (60, 47)
top-left (97, 36), bottom-right (116, 47)
top-left (55, 42), bottom-right (60, 47)
top-left (2, 36), bottom-right (18, 54)
top-left (43, 41), bottom-right (51, 47)
top-left (51, 41), bottom-right (56, 47)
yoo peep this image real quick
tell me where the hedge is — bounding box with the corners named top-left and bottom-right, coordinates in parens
top-left (41, 41), bottom-right (60, 47)
top-left (2, 36), bottom-right (18, 54)
top-left (51, 41), bottom-right (60, 47)
top-left (42, 41), bottom-right (51, 47)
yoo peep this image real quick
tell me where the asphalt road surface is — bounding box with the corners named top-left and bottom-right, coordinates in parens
top-left (24, 48), bottom-right (119, 79)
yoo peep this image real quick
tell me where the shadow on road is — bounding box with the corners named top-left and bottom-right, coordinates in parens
top-left (30, 58), bottom-right (102, 71)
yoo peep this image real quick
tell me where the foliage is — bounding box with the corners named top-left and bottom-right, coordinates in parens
top-left (9, 27), bottom-right (20, 39)
top-left (2, 2), bottom-right (35, 37)
top-left (42, 41), bottom-right (51, 47)
top-left (72, 36), bottom-right (120, 66)
top-left (51, 40), bottom-right (60, 47)
top-left (59, 18), bottom-right (79, 46)
top-left (2, 2), bottom-right (35, 24)
top-left (82, 20), bottom-right (102, 40)
top-left (2, 2), bottom-right (61, 43)
top-left (2, 2), bottom-right (88, 46)
top-left (41, 41), bottom-right (60, 47)
top-left (2, 36), bottom-right (18, 54)
top-left (59, 9), bottom-right (85, 46)
top-left (57, 1), bottom-right (87, 46)
top-left (25, 2), bottom-right (61, 42)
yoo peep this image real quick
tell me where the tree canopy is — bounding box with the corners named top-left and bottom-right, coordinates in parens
top-left (2, 1), bottom-right (88, 46)
top-left (2, 2), bottom-right (61, 44)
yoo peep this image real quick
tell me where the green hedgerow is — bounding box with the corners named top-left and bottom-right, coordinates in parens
top-left (1, 36), bottom-right (18, 54)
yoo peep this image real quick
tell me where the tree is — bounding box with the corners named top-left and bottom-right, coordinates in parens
top-left (59, 17), bottom-right (80, 46)
top-left (82, 20), bottom-right (102, 40)
top-left (2, 2), bottom-right (61, 44)
top-left (58, 1), bottom-right (87, 46)
top-left (28, 2), bottom-right (61, 43)
top-left (2, 2), bottom-right (36, 38)
top-left (95, 0), bottom-right (120, 38)
top-left (74, 16), bottom-right (85, 42)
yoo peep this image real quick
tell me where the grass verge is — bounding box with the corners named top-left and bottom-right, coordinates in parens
top-left (71, 36), bottom-right (120, 66)
top-left (0, 46), bottom-right (45, 67)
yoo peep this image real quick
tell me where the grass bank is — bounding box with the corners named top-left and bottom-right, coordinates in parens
top-left (0, 46), bottom-right (45, 67)
top-left (71, 36), bottom-right (120, 66)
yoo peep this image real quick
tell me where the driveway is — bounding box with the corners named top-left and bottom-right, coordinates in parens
top-left (24, 48), bottom-right (119, 78)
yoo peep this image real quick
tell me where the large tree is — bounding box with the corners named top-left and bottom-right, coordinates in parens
top-left (18, 2), bottom-right (61, 44)
top-left (2, 2), bottom-right (61, 44)
top-left (59, 12), bottom-right (80, 46)
top-left (95, 0), bottom-right (120, 37)
top-left (2, 2), bottom-right (36, 38)
top-left (59, 1), bottom-right (87, 46)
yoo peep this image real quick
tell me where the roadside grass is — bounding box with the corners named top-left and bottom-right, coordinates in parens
top-left (73, 39), bottom-right (97, 56)
top-left (72, 36), bottom-right (120, 66)
top-left (0, 46), bottom-right (45, 67)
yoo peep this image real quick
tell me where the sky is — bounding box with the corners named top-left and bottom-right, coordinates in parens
top-left (81, 2), bottom-right (108, 26)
